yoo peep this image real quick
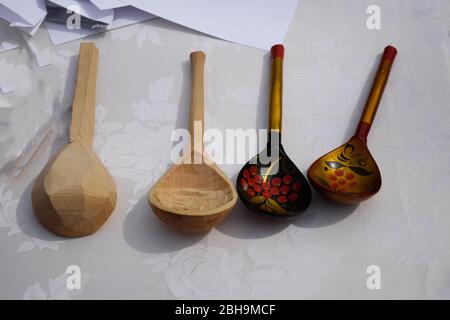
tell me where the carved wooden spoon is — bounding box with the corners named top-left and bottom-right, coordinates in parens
top-left (32, 43), bottom-right (117, 237)
top-left (148, 51), bottom-right (237, 233)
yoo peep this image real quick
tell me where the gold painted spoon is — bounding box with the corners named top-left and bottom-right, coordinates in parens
top-left (307, 45), bottom-right (397, 204)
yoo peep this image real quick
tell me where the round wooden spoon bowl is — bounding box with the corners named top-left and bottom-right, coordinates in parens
top-left (149, 153), bottom-right (237, 233)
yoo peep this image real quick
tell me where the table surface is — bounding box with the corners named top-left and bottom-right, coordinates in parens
top-left (1, 0), bottom-right (450, 299)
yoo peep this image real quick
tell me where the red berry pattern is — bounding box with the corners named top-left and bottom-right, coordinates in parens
top-left (280, 185), bottom-right (290, 195)
top-left (270, 186), bottom-right (280, 196)
top-left (335, 169), bottom-right (344, 177)
top-left (240, 166), bottom-right (303, 206)
top-left (271, 177), bottom-right (282, 187)
top-left (283, 175), bottom-right (292, 184)
top-left (288, 193), bottom-right (298, 201)
top-left (262, 190), bottom-right (271, 199)
top-left (325, 166), bottom-right (359, 193)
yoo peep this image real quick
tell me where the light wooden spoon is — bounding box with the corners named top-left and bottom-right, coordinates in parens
top-left (32, 43), bottom-right (117, 238)
top-left (148, 51), bottom-right (237, 233)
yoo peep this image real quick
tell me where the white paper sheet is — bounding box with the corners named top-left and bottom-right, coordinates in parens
top-left (0, 0), bottom-right (46, 26)
top-left (122, 0), bottom-right (300, 50)
top-left (0, 3), bottom-right (34, 27)
top-left (22, 34), bottom-right (52, 68)
top-left (46, 6), bottom-right (155, 45)
top-left (0, 21), bottom-right (20, 53)
top-left (0, 0), bottom-right (45, 35)
top-left (90, 0), bottom-right (127, 10)
top-left (17, 16), bottom-right (46, 36)
top-left (48, 0), bottom-right (115, 25)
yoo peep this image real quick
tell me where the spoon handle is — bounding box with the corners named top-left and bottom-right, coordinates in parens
top-left (69, 43), bottom-right (99, 146)
top-left (189, 51), bottom-right (205, 162)
top-left (355, 45), bottom-right (397, 141)
top-left (269, 44), bottom-right (284, 136)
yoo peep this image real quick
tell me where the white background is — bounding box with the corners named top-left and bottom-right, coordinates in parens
top-left (1, 0), bottom-right (450, 299)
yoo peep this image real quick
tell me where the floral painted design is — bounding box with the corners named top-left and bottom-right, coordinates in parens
top-left (236, 147), bottom-right (311, 216)
top-left (240, 165), bottom-right (303, 214)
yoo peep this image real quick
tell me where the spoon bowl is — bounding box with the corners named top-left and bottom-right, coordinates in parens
top-left (307, 45), bottom-right (397, 204)
top-left (307, 136), bottom-right (381, 204)
top-left (32, 141), bottom-right (117, 237)
top-left (149, 152), bottom-right (236, 233)
top-left (237, 142), bottom-right (311, 218)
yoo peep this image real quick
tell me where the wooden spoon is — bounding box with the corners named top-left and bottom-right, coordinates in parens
top-left (148, 51), bottom-right (237, 233)
top-left (32, 43), bottom-right (117, 237)
top-left (307, 45), bottom-right (397, 204)
top-left (236, 44), bottom-right (312, 218)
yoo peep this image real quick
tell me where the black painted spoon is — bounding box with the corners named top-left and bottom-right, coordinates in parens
top-left (236, 44), bottom-right (311, 218)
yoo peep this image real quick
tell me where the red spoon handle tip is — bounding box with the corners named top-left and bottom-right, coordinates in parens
top-left (271, 44), bottom-right (284, 59)
top-left (383, 45), bottom-right (397, 61)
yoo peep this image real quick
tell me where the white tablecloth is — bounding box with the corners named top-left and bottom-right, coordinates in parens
top-left (1, 0), bottom-right (450, 299)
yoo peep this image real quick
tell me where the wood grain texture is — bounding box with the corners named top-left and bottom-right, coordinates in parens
top-left (31, 43), bottom-right (117, 238)
top-left (188, 50), bottom-right (204, 158)
top-left (148, 51), bottom-right (237, 233)
top-left (70, 43), bottom-right (98, 145)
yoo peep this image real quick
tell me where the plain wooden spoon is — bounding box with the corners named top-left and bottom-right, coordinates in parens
top-left (148, 51), bottom-right (237, 233)
top-left (31, 43), bottom-right (117, 237)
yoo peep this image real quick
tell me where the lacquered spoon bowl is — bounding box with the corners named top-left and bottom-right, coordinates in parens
top-left (307, 45), bottom-right (397, 204)
top-left (148, 51), bottom-right (237, 233)
top-left (32, 43), bottom-right (117, 237)
top-left (236, 45), bottom-right (311, 218)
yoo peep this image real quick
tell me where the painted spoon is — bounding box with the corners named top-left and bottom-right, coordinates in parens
top-left (236, 44), bottom-right (311, 218)
top-left (148, 51), bottom-right (237, 233)
top-left (307, 45), bottom-right (397, 204)
top-left (32, 43), bottom-right (117, 237)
